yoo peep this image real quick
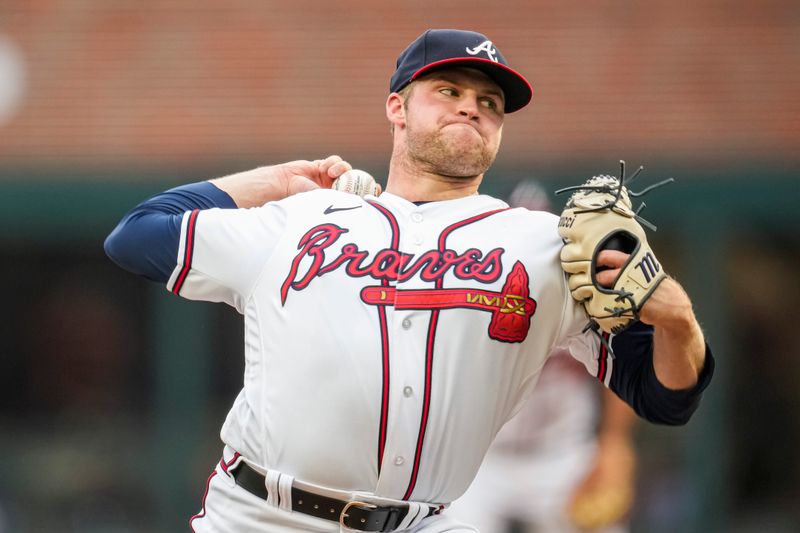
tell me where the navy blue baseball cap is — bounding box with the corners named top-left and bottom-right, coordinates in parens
top-left (390, 29), bottom-right (533, 113)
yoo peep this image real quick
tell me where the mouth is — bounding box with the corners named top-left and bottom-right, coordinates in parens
top-left (443, 121), bottom-right (482, 137)
top-left (444, 119), bottom-right (477, 128)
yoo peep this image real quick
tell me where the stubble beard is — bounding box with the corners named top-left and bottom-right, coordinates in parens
top-left (405, 122), bottom-right (498, 179)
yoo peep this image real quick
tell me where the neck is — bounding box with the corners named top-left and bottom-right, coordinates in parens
top-left (385, 153), bottom-right (484, 202)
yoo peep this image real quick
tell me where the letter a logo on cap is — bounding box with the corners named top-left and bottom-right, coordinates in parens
top-left (465, 40), bottom-right (499, 62)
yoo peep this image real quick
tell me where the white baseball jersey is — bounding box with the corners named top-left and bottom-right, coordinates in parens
top-left (167, 189), bottom-right (606, 505)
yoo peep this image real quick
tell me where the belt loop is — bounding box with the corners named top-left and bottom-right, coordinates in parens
top-left (264, 470), bottom-right (281, 507)
top-left (395, 501), bottom-right (425, 530)
top-left (278, 473), bottom-right (294, 512)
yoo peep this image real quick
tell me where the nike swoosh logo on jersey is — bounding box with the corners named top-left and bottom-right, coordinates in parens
top-left (324, 205), bottom-right (362, 214)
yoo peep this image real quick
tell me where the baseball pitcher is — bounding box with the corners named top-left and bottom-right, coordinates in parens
top-left (105, 29), bottom-right (714, 533)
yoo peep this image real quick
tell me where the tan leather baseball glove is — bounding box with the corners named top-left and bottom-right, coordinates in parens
top-left (557, 163), bottom-right (671, 334)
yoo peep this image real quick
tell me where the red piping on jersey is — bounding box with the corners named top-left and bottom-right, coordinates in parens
top-left (597, 332), bottom-right (611, 383)
top-left (189, 452), bottom-right (241, 531)
top-left (172, 209), bottom-right (200, 295)
top-left (219, 451), bottom-right (241, 474)
top-left (367, 200), bottom-right (400, 474)
top-left (402, 207), bottom-right (509, 500)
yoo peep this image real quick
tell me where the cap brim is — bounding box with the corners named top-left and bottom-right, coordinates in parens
top-left (411, 57), bottom-right (533, 113)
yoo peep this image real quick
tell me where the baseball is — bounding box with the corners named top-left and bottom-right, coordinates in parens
top-left (332, 169), bottom-right (382, 197)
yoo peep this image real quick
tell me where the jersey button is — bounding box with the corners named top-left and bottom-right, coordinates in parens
top-left (401, 318), bottom-right (412, 329)
top-left (412, 234), bottom-right (423, 245)
top-left (411, 213), bottom-right (423, 223)
top-left (403, 386), bottom-right (413, 397)
top-left (394, 456), bottom-right (405, 466)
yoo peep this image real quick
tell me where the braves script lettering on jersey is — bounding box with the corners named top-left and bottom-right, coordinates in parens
top-left (278, 220), bottom-right (534, 343)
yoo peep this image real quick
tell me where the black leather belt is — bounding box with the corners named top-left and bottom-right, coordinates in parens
top-left (230, 461), bottom-right (440, 532)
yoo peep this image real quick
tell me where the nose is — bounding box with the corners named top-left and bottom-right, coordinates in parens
top-left (457, 96), bottom-right (480, 120)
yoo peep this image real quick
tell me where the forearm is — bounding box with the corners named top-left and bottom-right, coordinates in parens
top-left (607, 320), bottom-right (713, 425)
top-left (209, 166), bottom-right (290, 208)
top-left (209, 156), bottom-right (354, 208)
top-left (645, 278), bottom-right (707, 390)
top-left (653, 315), bottom-right (706, 389)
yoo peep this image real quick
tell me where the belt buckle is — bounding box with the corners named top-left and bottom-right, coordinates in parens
top-left (339, 500), bottom-right (378, 530)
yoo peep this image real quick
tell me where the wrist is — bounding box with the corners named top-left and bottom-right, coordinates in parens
top-left (640, 277), bottom-right (696, 330)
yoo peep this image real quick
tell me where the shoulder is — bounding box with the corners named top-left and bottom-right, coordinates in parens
top-left (500, 206), bottom-right (561, 238)
top-left (506, 206), bottom-right (559, 223)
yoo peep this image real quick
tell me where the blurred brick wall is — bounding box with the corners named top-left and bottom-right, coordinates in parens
top-left (0, 0), bottom-right (797, 175)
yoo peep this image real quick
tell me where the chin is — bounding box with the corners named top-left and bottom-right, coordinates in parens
top-left (406, 127), bottom-right (495, 175)
top-left (451, 143), bottom-right (496, 171)
top-left (441, 152), bottom-right (494, 177)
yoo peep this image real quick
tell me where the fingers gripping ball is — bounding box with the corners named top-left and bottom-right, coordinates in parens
top-left (332, 169), bottom-right (382, 197)
top-left (557, 168), bottom-right (669, 334)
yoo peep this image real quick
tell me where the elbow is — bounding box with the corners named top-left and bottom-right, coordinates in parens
top-left (104, 227), bottom-right (123, 266)
top-left (104, 225), bottom-right (131, 270)
top-left (102, 214), bottom-right (177, 284)
top-left (646, 411), bottom-right (693, 427)
top-left (104, 223), bottom-right (149, 277)
top-left (635, 396), bottom-right (702, 426)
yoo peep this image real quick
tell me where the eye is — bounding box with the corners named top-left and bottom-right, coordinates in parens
top-left (480, 97), bottom-right (500, 110)
top-left (439, 87), bottom-right (458, 97)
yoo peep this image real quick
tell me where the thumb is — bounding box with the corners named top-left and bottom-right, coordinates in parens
top-left (288, 175), bottom-right (321, 196)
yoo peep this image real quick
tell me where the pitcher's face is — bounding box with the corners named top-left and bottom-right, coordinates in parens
top-left (401, 68), bottom-right (505, 178)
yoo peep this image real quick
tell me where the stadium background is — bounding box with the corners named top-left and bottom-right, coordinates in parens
top-left (0, 0), bottom-right (797, 531)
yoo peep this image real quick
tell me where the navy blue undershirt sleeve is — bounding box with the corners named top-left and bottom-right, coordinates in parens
top-left (104, 181), bottom-right (236, 283)
top-left (608, 321), bottom-right (715, 425)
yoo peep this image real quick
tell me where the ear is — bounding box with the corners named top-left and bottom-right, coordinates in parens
top-left (386, 92), bottom-right (406, 130)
